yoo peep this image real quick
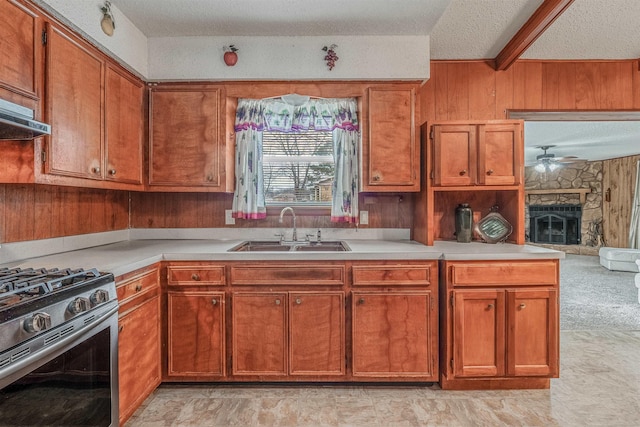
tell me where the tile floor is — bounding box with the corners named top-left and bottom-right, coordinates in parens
top-left (125, 330), bottom-right (640, 427)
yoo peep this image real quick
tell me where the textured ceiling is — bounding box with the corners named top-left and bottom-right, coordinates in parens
top-left (113, 0), bottom-right (450, 37)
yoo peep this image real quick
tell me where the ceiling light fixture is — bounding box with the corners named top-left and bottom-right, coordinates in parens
top-left (100, 1), bottom-right (115, 36)
top-left (534, 158), bottom-right (560, 173)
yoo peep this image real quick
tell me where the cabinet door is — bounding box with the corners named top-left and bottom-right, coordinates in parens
top-left (0, 0), bottom-right (40, 103)
top-left (289, 292), bottom-right (345, 376)
top-left (118, 295), bottom-right (161, 424)
top-left (232, 292), bottom-right (287, 376)
top-left (452, 290), bottom-right (505, 377)
top-left (167, 291), bottom-right (225, 376)
top-left (44, 23), bottom-right (103, 180)
top-left (104, 64), bottom-right (143, 185)
top-left (433, 124), bottom-right (477, 186)
top-left (366, 87), bottom-right (418, 191)
top-left (352, 291), bottom-right (434, 377)
top-left (477, 123), bottom-right (522, 185)
top-left (150, 88), bottom-right (221, 187)
top-left (506, 289), bottom-right (558, 377)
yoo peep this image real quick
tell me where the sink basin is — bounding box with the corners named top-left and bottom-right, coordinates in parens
top-left (229, 240), bottom-right (350, 252)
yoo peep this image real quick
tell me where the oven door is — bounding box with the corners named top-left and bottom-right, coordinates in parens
top-left (0, 304), bottom-right (119, 427)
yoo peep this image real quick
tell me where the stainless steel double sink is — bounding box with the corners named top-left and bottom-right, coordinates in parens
top-left (229, 240), bottom-right (350, 252)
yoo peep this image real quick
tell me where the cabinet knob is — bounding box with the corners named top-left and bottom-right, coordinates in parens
top-left (211, 298), bottom-right (218, 305)
top-left (487, 169), bottom-right (494, 175)
top-left (206, 175), bottom-right (213, 182)
top-left (519, 303), bottom-right (526, 309)
top-left (295, 298), bottom-right (302, 305)
top-left (135, 284), bottom-right (142, 292)
top-left (358, 298), bottom-right (365, 305)
top-left (372, 175), bottom-right (381, 181)
top-left (109, 169), bottom-right (117, 176)
top-left (487, 303), bottom-right (494, 309)
top-left (275, 299), bottom-right (281, 305)
top-left (459, 169), bottom-right (467, 176)
top-left (191, 273), bottom-right (200, 281)
top-left (92, 166), bottom-right (101, 174)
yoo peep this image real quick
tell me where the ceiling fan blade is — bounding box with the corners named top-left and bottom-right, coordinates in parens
top-left (555, 156), bottom-right (587, 163)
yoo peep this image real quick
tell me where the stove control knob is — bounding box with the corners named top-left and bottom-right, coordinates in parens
top-left (68, 297), bottom-right (91, 315)
top-left (90, 289), bottom-right (110, 306)
top-left (23, 312), bottom-right (52, 333)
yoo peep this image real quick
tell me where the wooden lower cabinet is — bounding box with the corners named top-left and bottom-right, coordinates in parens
top-left (441, 260), bottom-right (560, 390)
top-left (167, 291), bottom-right (226, 377)
top-left (351, 291), bottom-right (436, 379)
top-left (231, 291), bottom-right (345, 377)
top-left (116, 268), bottom-right (161, 426)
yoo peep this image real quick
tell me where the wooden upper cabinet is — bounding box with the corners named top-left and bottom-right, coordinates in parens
top-left (44, 23), bottom-right (103, 180)
top-left (432, 121), bottom-right (522, 187)
top-left (149, 86), bottom-right (224, 189)
top-left (365, 86), bottom-right (419, 191)
top-left (0, 0), bottom-right (41, 106)
top-left (104, 64), bottom-right (144, 185)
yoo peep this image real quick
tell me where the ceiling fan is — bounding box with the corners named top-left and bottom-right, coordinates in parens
top-left (534, 145), bottom-right (586, 172)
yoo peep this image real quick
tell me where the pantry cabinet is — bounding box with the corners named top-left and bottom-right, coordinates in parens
top-left (440, 260), bottom-right (559, 389)
top-left (364, 86), bottom-right (419, 191)
top-left (432, 122), bottom-right (522, 187)
top-left (149, 85), bottom-right (226, 191)
top-left (116, 267), bottom-right (161, 426)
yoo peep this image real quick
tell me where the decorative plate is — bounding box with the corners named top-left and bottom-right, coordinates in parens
top-left (474, 212), bottom-right (513, 244)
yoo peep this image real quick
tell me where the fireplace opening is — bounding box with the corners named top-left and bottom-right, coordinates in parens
top-left (529, 205), bottom-right (582, 245)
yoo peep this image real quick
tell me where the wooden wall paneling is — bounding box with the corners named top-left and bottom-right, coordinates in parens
top-left (633, 64), bottom-right (640, 109)
top-left (130, 192), bottom-right (166, 228)
top-left (575, 63), bottom-right (599, 109)
top-left (433, 63), bottom-right (450, 121)
top-left (495, 66), bottom-right (515, 120)
top-left (468, 62), bottom-right (497, 120)
top-left (446, 63), bottom-right (470, 120)
top-left (33, 185), bottom-right (52, 240)
top-left (0, 141), bottom-right (35, 183)
top-left (5, 185), bottom-right (35, 242)
top-left (541, 62), bottom-right (561, 109)
top-left (417, 79), bottom-right (435, 125)
top-left (556, 62), bottom-right (577, 109)
top-left (599, 62), bottom-right (634, 109)
top-left (90, 189), bottom-right (108, 233)
top-left (603, 155), bottom-right (640, 248)
top-left (512, 62), bottom-right (543, 110)
top-left (110, 190), bottom-right (130, 230)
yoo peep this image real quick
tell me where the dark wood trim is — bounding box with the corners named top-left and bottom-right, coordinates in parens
top-left (494, 0), bottom-right (575, 71)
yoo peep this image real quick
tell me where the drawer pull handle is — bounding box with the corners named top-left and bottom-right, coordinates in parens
top-left (459, 169), bottom-right (467, 176)
top-left (192, 274), bottom-right (200, 281)
top-left (211, 298), bottom-right (218, 305)
top-left (275, 299), bottom-right (281, 306)
top-left (519, 303), bottom-right (526, 309)
top-left (118, 325), bottom-right (124, 333)
top-left (487, 303), bottom-right (494, 309)
top-left (295, 298), bottom-right (302, 305)
top-left (135, 285), bottom-right (142, 292)
top-left (487, 169), bottom-right (494, 175)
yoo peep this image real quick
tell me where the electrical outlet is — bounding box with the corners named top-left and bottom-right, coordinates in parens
top-left (225, 209), bottom-right (236, 225)
top-left (360, 210), bottom-right (369, 225)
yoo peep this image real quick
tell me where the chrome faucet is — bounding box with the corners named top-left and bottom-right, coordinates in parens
top-left (279, 207), bottom-right (297, 242)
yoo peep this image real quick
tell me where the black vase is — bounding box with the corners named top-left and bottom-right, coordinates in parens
top-left (455, 203), bottom-right (473, 243)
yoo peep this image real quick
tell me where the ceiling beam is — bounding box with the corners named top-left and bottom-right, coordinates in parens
top-left (493, 0), bottom-right (574, 71)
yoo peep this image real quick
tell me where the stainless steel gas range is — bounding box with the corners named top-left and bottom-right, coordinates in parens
top-left (0, 267), bottom-right (119, 426)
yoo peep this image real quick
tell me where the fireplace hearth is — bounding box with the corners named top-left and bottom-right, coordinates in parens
top-left (529, 204), bottom-right (582, 245)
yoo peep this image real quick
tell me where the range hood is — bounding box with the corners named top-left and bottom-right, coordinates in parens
top-left (0, 98), bottom-right (51, 140)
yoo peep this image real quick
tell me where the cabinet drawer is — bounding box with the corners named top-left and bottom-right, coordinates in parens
top-left (167, 265), bottom-right (226, 286)
top-left (447, 261), bottom-right (559, 287)
top-left (230, 264), bottom-right (345, 286)
top-left (352, 264), bottom-right (434, 286)
top-left (117, 270), bottom-right (159, 306)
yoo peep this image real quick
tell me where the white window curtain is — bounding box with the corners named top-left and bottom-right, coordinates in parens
top-left (231, 97), bottom-right (359, 223)
top-left (629, 160), bottom-right (640, 248)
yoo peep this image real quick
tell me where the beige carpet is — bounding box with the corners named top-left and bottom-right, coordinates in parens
top-left (560, 254), bottom-right (640, 330)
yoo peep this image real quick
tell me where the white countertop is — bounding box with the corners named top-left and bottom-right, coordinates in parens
top-left (1, 237), bottom-right (564, 278)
